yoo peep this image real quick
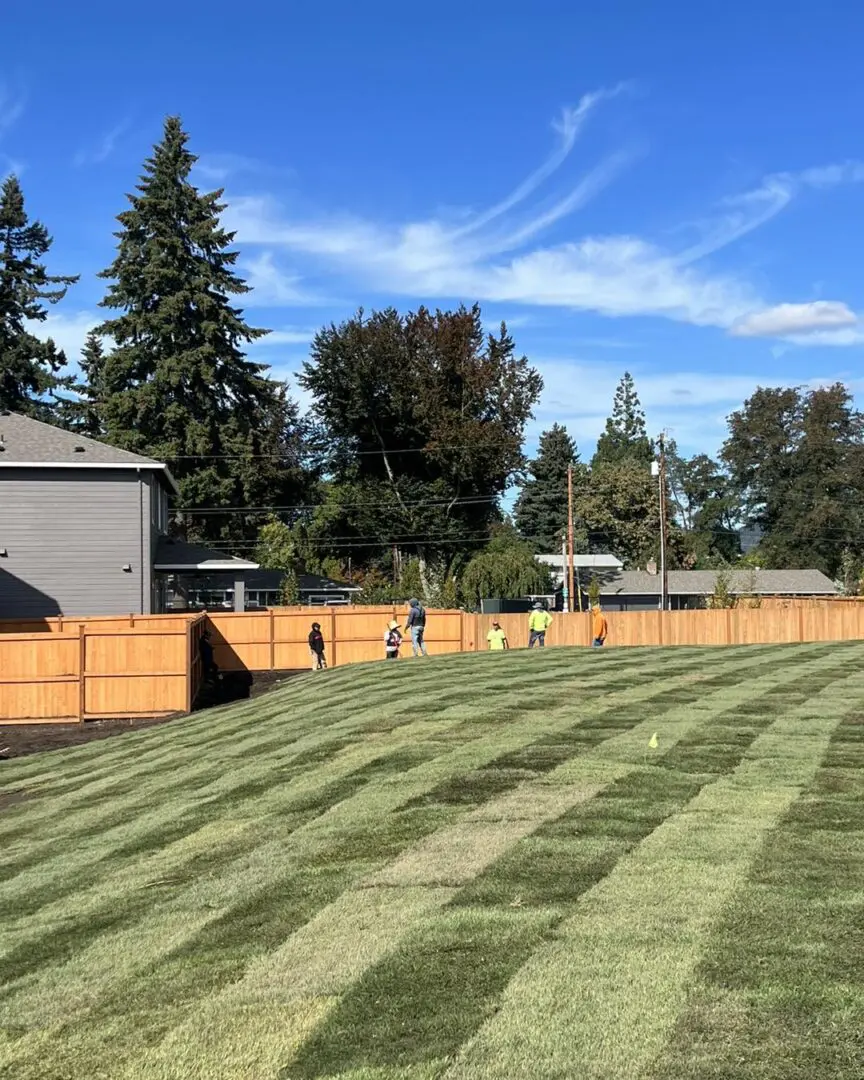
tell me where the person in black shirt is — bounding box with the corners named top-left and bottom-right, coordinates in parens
top-left (308, 622), bottom-right (327, 670)
top-left (199, 629), bottom-right (218, 680)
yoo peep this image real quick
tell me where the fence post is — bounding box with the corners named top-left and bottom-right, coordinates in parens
top-left (269, 609), bottom-right (275, 671)
top-left (798, 606), bottom-right (805, 644)
top-left (725, 608), bottom-right (732, 646)
top-left (185, 620), bottom-right (194, 712)
top-left (129, 612), bottom-right (135, 627)
top-left (657, 609), bottom-right (664, 646)
top-left (330, 608), bottom-right (338, 668)
top-left (77, 624), bottom-right (86, 723)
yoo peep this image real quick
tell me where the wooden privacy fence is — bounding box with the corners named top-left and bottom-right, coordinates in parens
top-left (0, 614), bottom-right (206, 725)
top-left (461, 604), bottom-right (864, 650)
top-left (206, 605), bottom-right (465, 672)
top-left (4, 603), bottom-right (864, 725)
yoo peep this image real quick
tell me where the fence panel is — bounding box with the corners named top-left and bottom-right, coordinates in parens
top-left (0, 632), bottom-right (80, 722)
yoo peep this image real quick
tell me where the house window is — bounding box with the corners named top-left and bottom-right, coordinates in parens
top-left (151, 484), bottom-right (168, 532)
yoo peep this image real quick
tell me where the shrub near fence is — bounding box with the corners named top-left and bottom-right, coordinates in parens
top-left (4, 603), bottom-right (864, 725)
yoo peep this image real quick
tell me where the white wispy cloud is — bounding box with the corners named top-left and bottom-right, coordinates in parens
top-left (194, 153), bottom-right (294, 183)
top-left (224, 84), bottom-right (864, 339)
top-left (251, 327), bottom-right (317, 347)
top-left (239, 251), bottom-right (325, 307)
top-left (0, 84), bottom-right (25, 139)
top-left (731, 301), bottom-right (859, 339)
top-left (74, 119), bottom-right (131, 166)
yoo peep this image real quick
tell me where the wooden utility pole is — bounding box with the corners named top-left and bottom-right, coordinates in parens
top-left (561, 533), bottom-right (570, 613)
top-left (658, 433), bottom-right (669, 612)
top-left (567, 465), bottom-right (576, 616)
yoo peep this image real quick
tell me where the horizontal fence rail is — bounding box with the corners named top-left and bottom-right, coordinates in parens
top-left (2, 601), bottom-right (864, 724)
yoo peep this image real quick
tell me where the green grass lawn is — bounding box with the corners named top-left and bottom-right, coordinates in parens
top-left (0, 642), bottom-right (862, 1080)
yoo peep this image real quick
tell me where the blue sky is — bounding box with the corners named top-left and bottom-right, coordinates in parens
top-left (3, 0), bottom-right (864, 460)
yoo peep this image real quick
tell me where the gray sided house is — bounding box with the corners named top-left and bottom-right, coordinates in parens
top-left (0, 412), bottom-right (257, 619)
top-left (596, 569), bottom-right (838, 612)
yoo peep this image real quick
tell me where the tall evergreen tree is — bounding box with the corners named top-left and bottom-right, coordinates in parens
top-left (592, 371), bottom-right (654, 467)
top-left (514, 423), bottom-right (587, 552)
top-left (93, 117), bottom-right (309, 545)
top-left (61, 329), bottom-right (105, 435)
top-left (723, 383), bottom-right (864, 576)
top-left (0, 175), bottom-right (78, 420)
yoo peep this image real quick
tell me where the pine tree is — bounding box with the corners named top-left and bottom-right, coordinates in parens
top-left (61, 329), bottom-right (105, 435)
top-left (514, 423), bottom-right (588, 552)
top-left (93, 117), bottom-right (308, 546)
top-left (592, 372), bottom-right (654, 467)
top-left (0, 175), bottom-right (78, 420)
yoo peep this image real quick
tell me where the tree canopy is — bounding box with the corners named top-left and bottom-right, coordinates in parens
top-left (592, 371), bottom-right (654, 468)
top-left (0, 175), bottom-right (78, 420)
top-left (722, 383), bottom-right (864, 576)
top-left (298, 305), bottom-right (542, 576)
top-left (514, 423), bottom-right (587, 553)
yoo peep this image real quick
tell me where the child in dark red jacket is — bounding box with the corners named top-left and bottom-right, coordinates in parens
top-left (308, 623), bottom-right (327, 670)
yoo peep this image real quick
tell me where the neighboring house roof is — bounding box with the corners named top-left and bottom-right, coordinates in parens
top-left (0, 411), bottom-right (179, 493)
top-left (244, 569), bottom-right (361, 594)
top-left (154, 537), bottom-right (259, 572)
top-left (538, 553), bottom-right (624, 571)
top-left (599, 569), bottom-right (837, 597)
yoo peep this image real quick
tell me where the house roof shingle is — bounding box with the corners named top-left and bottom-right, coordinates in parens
top-left (599, 569), bottom-right (837, 597)
top-left (154, 537), bottom-right (259, 571)
top-left (0, 411), bottom-right (167, 468)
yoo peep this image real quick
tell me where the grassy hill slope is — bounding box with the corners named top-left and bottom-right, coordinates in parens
top-left (1, 643), bottom-right (863, 1080)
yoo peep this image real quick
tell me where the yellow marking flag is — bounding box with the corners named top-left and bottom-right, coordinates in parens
top-left (648, 732), bottom-right (659, 749)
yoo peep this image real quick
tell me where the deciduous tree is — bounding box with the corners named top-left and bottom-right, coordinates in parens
top-left (299, 305), bottom-right (542, 578)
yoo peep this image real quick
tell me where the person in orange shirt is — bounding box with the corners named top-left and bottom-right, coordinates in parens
top-left (592, 604), bottom-right (608, 648)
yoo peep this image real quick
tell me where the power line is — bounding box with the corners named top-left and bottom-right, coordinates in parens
top-left (162, 441), bottom-right (515, 461)
top-left (181, 535), bottom-right (499, 552)
top-left (175, 495), bottom-right (500, 515)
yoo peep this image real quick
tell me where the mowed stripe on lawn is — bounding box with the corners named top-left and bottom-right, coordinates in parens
top-left (0, 642), bottom-right (860, 1080)
top-left (645, 709), bottom-right (864, 1080)
top-left (277, 646), bottom-right (858, 1080)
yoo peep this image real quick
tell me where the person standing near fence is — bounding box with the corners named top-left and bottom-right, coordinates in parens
top-left (487, 620), bottom-right (509, 650)
top-left (592, 604), bottom-right (608, 648)
top-left (308, 622), bottom-right (327, 670)
top-left (405, 598), bottom-right (428, 657)
top-left (384, 620), bottom-right (403, 660)
top-left (528, 602), bottom-right (553, 648)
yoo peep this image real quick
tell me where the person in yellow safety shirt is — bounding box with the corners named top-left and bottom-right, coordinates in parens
top-left (487, 620), bottom-right (509, 651)
top-left (528, 602), bottom-right (553, 648)
top-left (592, 604), bottom-right (608, 648)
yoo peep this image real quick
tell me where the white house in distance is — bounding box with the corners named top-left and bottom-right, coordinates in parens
top-left (536, 553), bottom-right (624, 589)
